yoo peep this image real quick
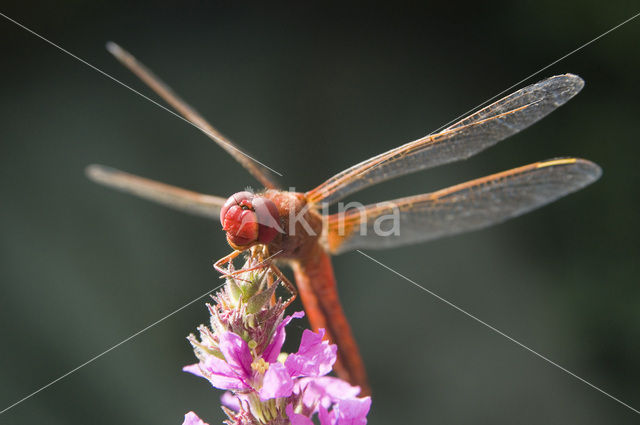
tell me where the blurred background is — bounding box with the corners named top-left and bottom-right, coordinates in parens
top-left (1, 1), bottom-right (639, 424)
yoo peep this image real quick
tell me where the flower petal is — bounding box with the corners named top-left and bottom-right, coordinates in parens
top-left (182, 363), bottom-right (204, 378)
top-left (285, 329), bottom-right (337, 378)
top-left (318, 406), bottom-right (334, 425)
top-left (220, 392), bottom-right (241, 411)
top-left (197, 355), bottom-right (250, 391)
top-left (263, 311), bottom-right (305, 363)
top-left (332, 397), bottom-right (371, 425)
top-left (285, 404), bottom-right (314, 425)
top-left (295, 377), bottom-right (361, 411)
top-left (219, 331), bottom-right (253, 379)
top-left (182, 411), bottom-right (209, 425)
top-left (259, 362), bottom-right (294, 400)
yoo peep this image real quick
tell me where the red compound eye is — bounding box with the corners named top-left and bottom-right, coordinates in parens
top-left (220, 191), bottom-right (254, 227)
top-left (220, 192), bottom-right (280, 247)
top-left (252, 197), bottom-right (280, 244)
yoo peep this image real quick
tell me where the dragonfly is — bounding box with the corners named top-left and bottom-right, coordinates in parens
top-left (87, 42), bottom-right (601, 396)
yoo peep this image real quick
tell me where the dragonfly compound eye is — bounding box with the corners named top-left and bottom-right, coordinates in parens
top-left (220, 192), bottom-right (280, 247)
top-left (220, 191), bottom-right (254, 227)
top-left (252, 196), bottom-right (281, 244)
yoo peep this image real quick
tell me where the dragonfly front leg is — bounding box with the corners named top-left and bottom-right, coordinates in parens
top-left (269, 263), bottom-right (297, 308)
top-left (213, 250), bottom-right (243, 276)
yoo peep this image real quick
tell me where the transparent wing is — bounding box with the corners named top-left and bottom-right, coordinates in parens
top-left (307, 74), bottom-right (584, 205)
top-left (86, 164), bottom-right (225, 219)
top-left (107, 42), bottom-right (280, 189)
top-left (324, 158), bottom-right (601, 254)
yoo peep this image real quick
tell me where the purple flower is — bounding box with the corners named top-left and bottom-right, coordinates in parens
top-left (184, 331), bottom-right (253, 391)
top-left (296, 376), bottom-right (362, 412)
top-left (185, 311), bottom-right (339, 400)
top-left (220, 391), bottom-right (241, 411)
top-left (259, 362), bottom-right (294, 399)
top-left (286, 404), bottom-right (314, 425)
top-left (259, 328), bottom-right (337, 401)
top-left (184, 306), bottom-right (371, 425)
top-left (185, 312), bottom-right (310, 394)
top-left (286, 396), bottom-right (371, 425)
top-left (320, 397), bottom-right (372, 425)
top-left (263, 311), bottom-right (305, 363)
top-left (182, 411), bottom-right (209, 425)
top-left (285, 329), bottom-right (337, 378)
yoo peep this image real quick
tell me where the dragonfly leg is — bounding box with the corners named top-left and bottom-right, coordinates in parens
top-left (213, 250), bottom-right (242, 276)
top-left (269, 263), bottom-right (297, 308)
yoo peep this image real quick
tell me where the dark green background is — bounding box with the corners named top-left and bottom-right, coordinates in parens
top-left (1, 2), bottom-right (638, 424)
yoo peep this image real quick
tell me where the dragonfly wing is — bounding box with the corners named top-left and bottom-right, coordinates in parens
top-left (86, 164), bottom-right (225, 219)
top-left (324, 158), bottom-right (600, 254)
top-left (307, 74), bottom-right (584, 205)
top-left (107, 42), bottom-right (280, 189)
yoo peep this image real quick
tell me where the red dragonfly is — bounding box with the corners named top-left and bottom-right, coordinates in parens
top-left (88, 43), bottom-right (601, 396)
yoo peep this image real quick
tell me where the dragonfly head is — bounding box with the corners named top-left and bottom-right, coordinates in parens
top-left (220, 191), bottom-right (281, 249)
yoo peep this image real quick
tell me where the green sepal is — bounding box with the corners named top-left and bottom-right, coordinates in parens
top-left (226, 276), bottom-right (242, 305)
top-left (246, 281), bottom-right (277, 314)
